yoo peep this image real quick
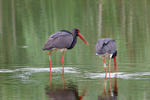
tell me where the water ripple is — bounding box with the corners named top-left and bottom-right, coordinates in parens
top-left (86, 72), bottom-right (150, 80)
top-left (0, 68), bottom-right (150, 80)
top-left (0, 67), bottom-right (79, 81)
top-left (0, 69), bottom-right (15, 73)
top-left (0, 67), bottom-right (78, 74)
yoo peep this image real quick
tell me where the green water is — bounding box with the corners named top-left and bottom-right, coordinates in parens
top-left (0, 0), bottom-right (150, 100)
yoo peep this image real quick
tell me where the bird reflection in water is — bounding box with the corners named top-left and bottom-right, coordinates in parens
top-left (45, 82), bottom-right (87, 100)
top-left (98, 73), bottom-right (118, 100)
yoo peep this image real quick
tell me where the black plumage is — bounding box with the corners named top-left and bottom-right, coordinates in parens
top-left (96, 38), bottom-right (117, 76)
top-left (43, 29), bottom-right (78, 50)
top-left (43, 28), bottom-right (88, 83)
top-left (96, 38), bottom-right (117, 58)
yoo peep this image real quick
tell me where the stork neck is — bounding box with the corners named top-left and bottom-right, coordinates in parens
top-left (68, 34), bottom-right (77, 49)
top-left (73, 32), bottom-right (78, 39)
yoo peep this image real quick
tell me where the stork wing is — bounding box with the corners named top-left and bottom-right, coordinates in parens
top-left (103, 39), bottom-right (116, 54)
top-left (49, 30), bottom-right (72, 38)
top-left (43, 32), bottom-right (73, 50)
top-left (96, 38), bottom-right (116, 54)
top-left (51, 34), bottom-right (73, 49)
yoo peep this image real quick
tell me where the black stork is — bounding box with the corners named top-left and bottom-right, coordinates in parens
top-left (98, 73), bottom-right (118, 100)
top-left (43, 28), bottom-right (88, 85)
top-left (96, 38), bottom-right (117, 77)
top-left (45, 83), bottom-right (87, 100)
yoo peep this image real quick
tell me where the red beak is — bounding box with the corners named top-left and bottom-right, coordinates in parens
top-left (78, 32), bottom-right (88, 45)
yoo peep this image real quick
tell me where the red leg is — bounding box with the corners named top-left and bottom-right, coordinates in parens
top-left (48, 51), bottom-right (52, 88)
top-left (114, 73), bottom-right (118, 96)
top-left (114, 73), bottom-right (117, 90)
top-left (62, 50), bottom-right (65, 87)
top-left (103, 57), bottom-right (107, 78)
top-left (114, 56), bottom-right (117, 72)
top-left (80, 89), bottom-right (87, 100)
top-left (108, 74), bottom-right (112, 95)
top-left (104, 74), bottom-right (107, 92)
top-left (108, 57), bottom-right (111, 78)
top-left (108, 56), bottom-right (112, 95)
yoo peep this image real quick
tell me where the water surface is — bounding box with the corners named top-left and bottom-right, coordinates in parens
top-left (0, 0), bottom-right (150, 100)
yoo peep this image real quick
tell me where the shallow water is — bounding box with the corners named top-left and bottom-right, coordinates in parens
top-left (1, 0), bottom-right (150, 100)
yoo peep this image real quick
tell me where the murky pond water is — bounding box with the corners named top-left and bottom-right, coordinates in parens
top-left (0, 0), bottom-right (150, 100)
